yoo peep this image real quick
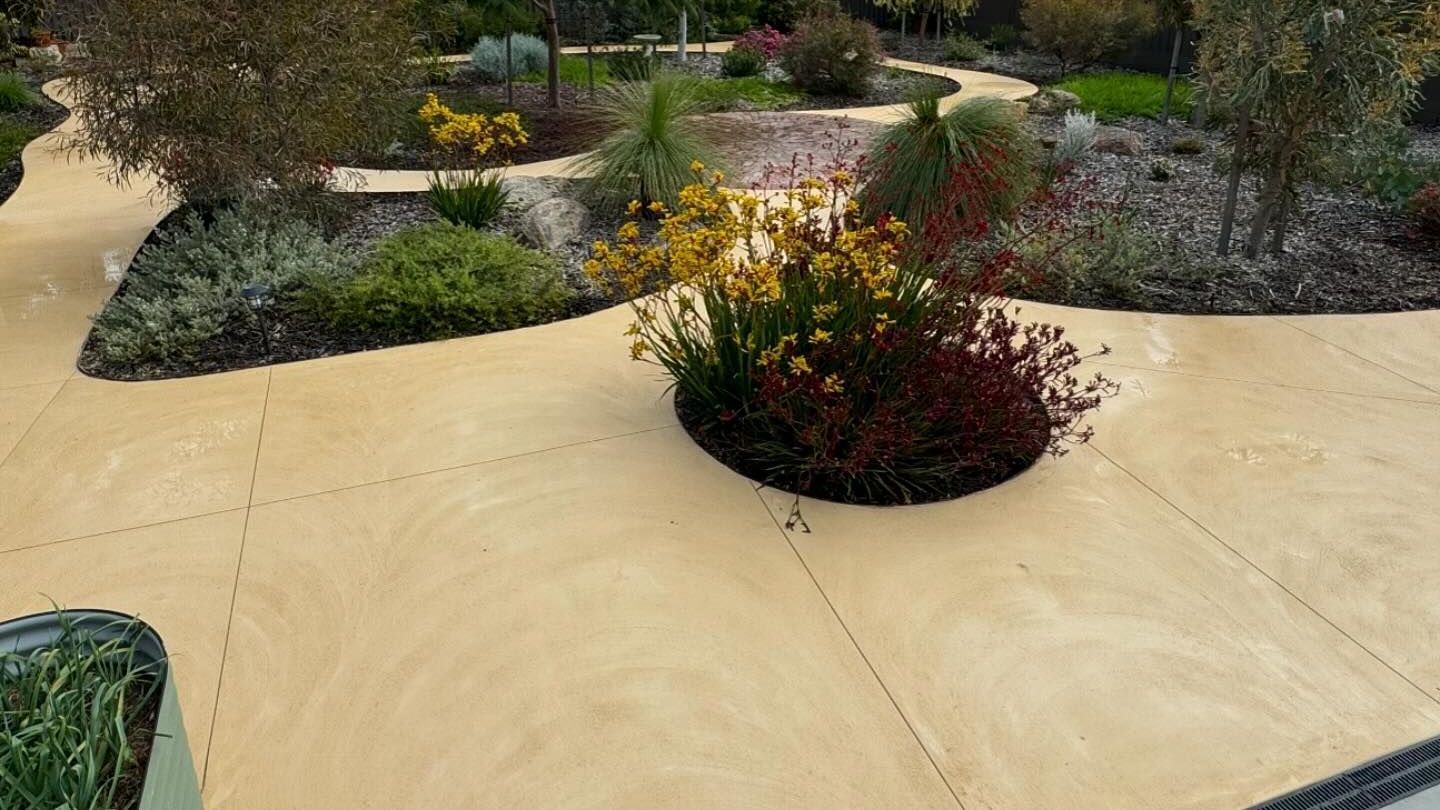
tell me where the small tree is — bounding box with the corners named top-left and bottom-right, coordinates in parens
top-left (871, 0), bottom-right (977, 41)
top-left (1156, 0), bottom-right (1192, 123)
top-left (1020, 0), bottom-right (1157, 75)
top-left (1196, 0), bottom-right (1440, 257)
top-left (63, 0), bottom-right (412, 207)
top-left (531, 0), bottom-right (561, 107)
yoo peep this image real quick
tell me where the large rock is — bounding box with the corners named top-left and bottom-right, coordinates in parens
top-left (25, 45), bottom-right (62, 67)
top-left (1025, 88), bottom-right (1081, 116)
top-left (1094, 125), bottom-right (1145, 156)
top-left (502, 176), bottom-right (571, 213)
top-left (521, 197), bottom-right (591, 250)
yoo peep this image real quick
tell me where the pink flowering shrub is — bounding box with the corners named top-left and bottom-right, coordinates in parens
top-left (732, 25), bottom-right (788, 60)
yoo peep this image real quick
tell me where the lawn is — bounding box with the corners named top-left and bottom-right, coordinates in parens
top-left (0, 119), bottom-right (41, 165)
top-left (1056, 72), bottom-right (1192, 121)
top-left (518, 54), bottom-right (612, 87)
top-left (691, 76), bottom-right (804, 111)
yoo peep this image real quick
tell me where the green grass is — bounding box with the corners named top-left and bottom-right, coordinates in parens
top-left (690, 76), bottom-right (803, 111)
top-left (0, 72), bottom-right (40, 113)
top-left (1055, 72), bottom-right (1193, 122)
top-left (518, 54), bottom-right (612, 88)
top-left (0, 118), bottom-right (42, 164)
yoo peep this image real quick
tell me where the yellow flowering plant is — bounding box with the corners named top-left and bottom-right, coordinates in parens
top-left (587, 149), bottom-right (1116, 505)
top-left (418, 93), bottom-right (528, 166)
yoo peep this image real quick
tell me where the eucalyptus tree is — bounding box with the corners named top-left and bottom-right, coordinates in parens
top-left (1195, 0), bottom-right (1440, 257)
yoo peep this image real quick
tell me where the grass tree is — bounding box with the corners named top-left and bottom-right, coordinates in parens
top-left (860, 95), bottom-right (1038, 238)
top-left (578, 75), bottom-right (723, 211)
top-left (1196, 0), bottom-right (1440, 258)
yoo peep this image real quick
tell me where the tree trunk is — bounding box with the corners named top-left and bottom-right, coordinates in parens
top-left (699, 1), bottom-right (707, 54)
top-left (1217, 103), bottom-right (1251, 256)
top-left (535, 0), bottom-right (560, 109)
top-left (677, 9), bottom-right (687, 60)
top-left (587, 42), bottom-right (595, 98)
top-left (1161, 27), bottom-right (1183, 125)
top-left (1269, 195), bottom-right (1290, 256)
top-left (1245, 145), bottom-right (1294, 259)
top-left (505, 29), bottom-right (514, 106)
top-left (918, 11), bottom-right (929, 40)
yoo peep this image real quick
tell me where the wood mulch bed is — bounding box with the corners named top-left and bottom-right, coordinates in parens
top-left (1023, 113), bottom-right (1440, 314)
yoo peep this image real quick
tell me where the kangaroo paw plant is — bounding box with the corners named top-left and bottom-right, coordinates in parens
top-left (587, 153), bottom-right (1117, 506)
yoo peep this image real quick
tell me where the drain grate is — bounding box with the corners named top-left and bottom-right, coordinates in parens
top-left (1251, 735), bottom-right (1440, 810)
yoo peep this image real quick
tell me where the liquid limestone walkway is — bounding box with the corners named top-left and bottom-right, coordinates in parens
top-left (2, 60), bottom-right (1440, 810)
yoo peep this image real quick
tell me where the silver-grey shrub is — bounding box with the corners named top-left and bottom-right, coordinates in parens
top-left (1054, 109), bottom-right (1098, 165)
top-left (469, 34), bottom-right (549, 82)
top-left (91, 209), bottom-right (354, 364)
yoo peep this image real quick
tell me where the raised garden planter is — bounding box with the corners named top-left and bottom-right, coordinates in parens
top-left (0, 609), bottom-right (203, 810)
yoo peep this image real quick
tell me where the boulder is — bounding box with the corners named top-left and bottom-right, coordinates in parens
top-left (502, 175), bottom-right (571, 213)
top-left (25, 45), bottom-right (62, 67)
top-left (1094, 125), bottom-right (1145, 156)
top-left (521, 197), bottom-right (591, 250)
top-left (1025, 88), bottom-right (1080, 116)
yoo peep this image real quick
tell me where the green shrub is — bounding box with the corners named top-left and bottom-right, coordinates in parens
top-left (721, 46), bottom-right (767, 77)
top-left (759, 0), bottom-right (837, 31)
top-left (578, 75), bottom-right (723, 210)
top-left (91, 208), bottom-right (353, 364)
top-left (0, 613), bottom-right (163, 810)
top-left (428, 169), bottom-right (509, 228)
top-left (987, 22), bottom-right (1023, 51)
top-left (606, 50), bottom-right (656, 82)
top-left (1017, 208), bottom-right (1157, 305)
top-left (943, 32), bottom-right (987, 62)
top-left (0, 71), bottom-right (38, 112)
top-left (1170, 135), bottom-right (1205, 155)
top-left (319, 223), bottom-right (571, 341)
top-left (861, 96), bottom-right (1038, 237)
top-left (469, 33), bottom-right (549, 82)
top-left (1335, 133), bottom-right (1440, 210)
top-left (1021, 0), bottom-right (1157, 74)
top-left (1149, 158), bottom-right (1176, 181)
top-left (1056, 72), bottom-right (1191, 121)
top-left (777, 9), bottom-right (880, 97)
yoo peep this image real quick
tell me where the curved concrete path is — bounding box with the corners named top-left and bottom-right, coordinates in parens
top-left (347, 45), bottom-right (1038, 191)
top-left (2, 59), bottom-right (1440, 810)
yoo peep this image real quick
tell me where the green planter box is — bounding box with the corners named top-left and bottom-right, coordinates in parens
top-left (0, 610), bottom-right (204, 810)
